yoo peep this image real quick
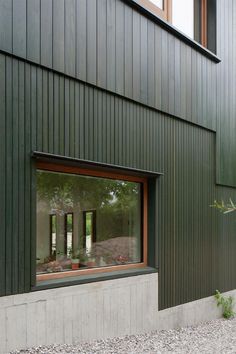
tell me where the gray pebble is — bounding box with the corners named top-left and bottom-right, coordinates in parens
top-left (9, 317), bottom-right (236, 354)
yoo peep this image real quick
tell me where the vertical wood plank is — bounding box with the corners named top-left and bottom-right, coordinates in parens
top-left (5, 57), bottom-right (13, 295)
top-left (65, 0), bottom-right (76, 76)
top-left (0, 0), bottom-right (13, 52)
top-left (86, 0), bottom-right (97, 84)
top-left (42, 70), bottom-right (49, 152)
top-left (69, 80), bottom-right (75, 157)
top-left (36, 67), bottom-right (43, 151)
top-left (106, 0), bottom-right (116, 91)
top-left (12, 59), bottom-right (19, 294)
top-left (27, 0), bottom-right (40, 62)
top-left (132, 11), bottom-right (141, 100)
top-left (24, 64), bottom-right (31, 292)
top-left (41, 0), bottom-right (53, 67)
top-left (140, 16), bottom-right (148, 103)
top-left (115, 0), bottom-right (125, 95)
top-left (0, 55), bottom-right (6, 296)
top-left (154, 26), bottom-right (162, 108)
top-left (64, 78), bottom-right (70, 156)
top-left (124, 6), bottom-right (133, 98)
top-left (18, 61), bottom-right (25, 293)
top-left (53, 74), bottom-right (60, 155)
top-left (147, 22), bottom-right (155, 106)
top-left (97, 0), bottom-right (107, 87)
top-left (76, 0), bottom-right (87, 81)
top-left (12, 0), bottom-right (26, 57)
top-left (48, 71), bottom-right (54, 154)
top-left (52, 0), bottom-right (65, 72)
top-left (59, 76), bottom-right (65, 155)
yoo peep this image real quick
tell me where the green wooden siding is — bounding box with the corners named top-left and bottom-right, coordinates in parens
top-left (0, 0), bottom-right (217, 131)
top-left (1, 0), bottom-right (236, 310)
top-left (1, 0), bottom-right (236, 187)
top-left (216, 0), bottom-right (236, 186)
top-left (1, 54), bottom-right (236, 310)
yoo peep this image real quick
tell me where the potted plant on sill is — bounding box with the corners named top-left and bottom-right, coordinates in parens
top-left (87, 256), bottom-right (96, 267)
top-left (70, 251), bottom-right (80, 270)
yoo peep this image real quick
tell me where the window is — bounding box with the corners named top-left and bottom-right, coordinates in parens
top-left (137, 0), bottom-right (171, 21)
top-left (36, 162), bottom-right (147, 281)
top-left (137, 0), bottom-right (214, 50)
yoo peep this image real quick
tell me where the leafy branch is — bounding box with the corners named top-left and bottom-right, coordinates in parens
top-left (211, 199), bottom-right (236, 214)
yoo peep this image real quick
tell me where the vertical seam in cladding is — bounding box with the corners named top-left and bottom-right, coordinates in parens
top-left (51, 0), bottom-right (54, 71)
top-left (11, 0), bottom-right (13, 53)
top-left (85, 2), bottom-right (87, 83)
top-left (26, 0), bottom-right (28, 59)
top-left (64, 0), bottom-right (66, 75)
top-left (75, 0), bottom-right (77, 77)
top-left (39, 0), bottom-right (42, 64)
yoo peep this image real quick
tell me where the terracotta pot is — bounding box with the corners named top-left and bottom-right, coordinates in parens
top-left (71, 259), bottom-right (79, 270)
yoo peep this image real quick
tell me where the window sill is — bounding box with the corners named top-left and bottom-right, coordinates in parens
top-left (126, 0), bottom-right (221, 63)
top-left (32, 266), bottom-right (158, 292)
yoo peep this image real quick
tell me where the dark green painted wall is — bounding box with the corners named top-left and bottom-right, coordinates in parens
top-left (216, 0), bottom-right (236, 186)
top-left (1, 0), bottom-right (236, 310)
top-left (0, 0), bottom-right (217, 130)
top-left (1, 54), bottom-right (236, 309)
top-left (1, 0), bottom-right (235, 187)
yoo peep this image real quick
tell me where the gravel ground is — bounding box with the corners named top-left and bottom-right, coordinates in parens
top-left (11, 317), bottom-right (236, 354)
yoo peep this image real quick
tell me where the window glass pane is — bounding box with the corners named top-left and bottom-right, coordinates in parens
top-left (49, 214), bottom-right (56, 257)
top-left (172, 0), bottom-right (194, 39)
top-left (36, 170), bottom-right (142, 275)
top-left (65, 213), bottom-right (73, 258)
top-left (149, 0), bottom-right (164, 10)
top-left (83, 211), bottom-right (96, 255)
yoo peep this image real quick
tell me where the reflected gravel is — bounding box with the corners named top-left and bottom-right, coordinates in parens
top-left (11, 317), bottom-right (236, 354)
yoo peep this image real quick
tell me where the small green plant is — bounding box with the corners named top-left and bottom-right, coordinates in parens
top-left (211, 199), bottom-right (236, 214)
top-left (214, 290), bottom-right (235, 319)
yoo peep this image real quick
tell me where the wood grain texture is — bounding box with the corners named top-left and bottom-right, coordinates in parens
top-left (1, 53), bottom-right (236, 311)
top-left (0, 0), bottom-right (217, 130)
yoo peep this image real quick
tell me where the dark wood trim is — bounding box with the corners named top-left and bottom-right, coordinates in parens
top-left (36, 161), bottom-right (148, 282)
top-left (34, 267), bottom-right (158, 290)
top-left (166, 0), bottom-right (172, 22)
top-left (33, 151), bottom-right (163, 178)
top-left (137, 0), bottom-right (167, 20)
top-left (36, 161), bottom-right (148, 184)
top-left (143, 180), bottom-right (148, 265)
top-left (37, 263), bottom-right (148, 281)
top-left (133, 0), bottom-right (212, 52)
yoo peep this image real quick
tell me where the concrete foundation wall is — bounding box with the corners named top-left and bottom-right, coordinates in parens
top-left (156, 290), bottom-right (236, 331)
top-left (0, 273), bottom-right (235, 353)
top-left (0, 274), bottom-right (158, 353)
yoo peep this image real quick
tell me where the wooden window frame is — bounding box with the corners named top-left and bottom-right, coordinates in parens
top-left (137, 0), bottom-right (172, 21)
top-left (36, 161), bottom-right (148, 282)
top-left (201, 0), bottom-right (207, 47)
top-left (138, 0), bottom-right (208, 48)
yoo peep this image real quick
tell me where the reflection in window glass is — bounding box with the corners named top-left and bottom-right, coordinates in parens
top-left (149, 0), bottom-right (164, 10)
top-left (172, 0), bottom-right (194, 39)
top-left (50, 214), bottom-right (56, 257)
top-left (83, 210), bottom-right (96, 255)
top-left (65, 213), bottom-right (73, 258)
top-left (36, 170), bottom-right (142, 275)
